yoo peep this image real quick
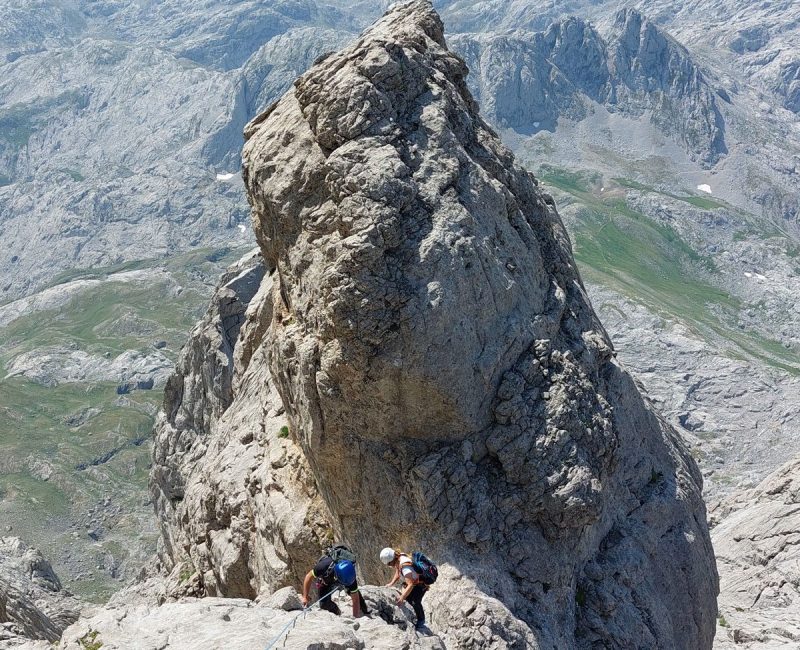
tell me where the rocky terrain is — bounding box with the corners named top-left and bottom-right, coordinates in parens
top-left (139, 3), bottom-right (719, 647)
top-left (0, 537), bottom-right (82, 646)
top-left (711, 455), bottom-right (800, 648)
top-left (2, 0), bottom-right (797, 300)
top-left (8, 585), bottom-right (448, 650)
top-left (0, 0), bottom-right (798, 648)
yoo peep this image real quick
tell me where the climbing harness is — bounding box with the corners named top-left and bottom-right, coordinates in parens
top-left (263, 585), bottom-right (343, 650)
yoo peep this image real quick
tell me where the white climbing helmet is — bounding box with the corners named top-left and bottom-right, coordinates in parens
top-left (380, 547), bottom-right (396, 564)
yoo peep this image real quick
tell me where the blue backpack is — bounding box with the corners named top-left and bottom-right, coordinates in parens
top-left (412, 551), bottom-right (438, 585)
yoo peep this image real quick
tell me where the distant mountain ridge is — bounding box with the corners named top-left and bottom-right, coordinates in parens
top-left (1, 0), bottom-right (798, 301)
top-left (454, 8), bottom-right (727, 164)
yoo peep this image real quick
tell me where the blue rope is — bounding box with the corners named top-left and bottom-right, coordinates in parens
top-left (263, 586), bottom-right (343, 650)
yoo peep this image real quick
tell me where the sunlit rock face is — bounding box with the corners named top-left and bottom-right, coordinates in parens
top-left (236, 2), bottom-right (718, 647)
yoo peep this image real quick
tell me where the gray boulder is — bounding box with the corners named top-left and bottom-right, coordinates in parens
top-left (0, 538), bottom-right (82, 644)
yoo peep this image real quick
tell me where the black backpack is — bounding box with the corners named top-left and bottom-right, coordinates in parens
top-left (326, 544), bottom-right (356, 564)
top-left (412, 551), bottom-right (438, 585)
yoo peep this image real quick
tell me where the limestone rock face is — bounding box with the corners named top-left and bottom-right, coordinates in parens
top-left (231, 1), bottom-right (718, 647)
top-left (0, 538), bottom-right (81, 645)
top-left (150, 250), bottom-right (329, 599)
top-left (711, 456), bottom-right (800, 648)
top-left (452, 8), bottom-right (726, 165)
top-left (150, 249), bottom-right (265, 569)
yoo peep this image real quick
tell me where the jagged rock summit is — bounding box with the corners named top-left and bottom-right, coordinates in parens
top-left (147, 1), bottom-right (718, 648)
top-left (453, 7), bottom-right (727, 165)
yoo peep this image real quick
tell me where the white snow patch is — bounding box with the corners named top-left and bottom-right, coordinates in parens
top-left (237, 224), bottom-right (246, 232)
top-left (697, 184), bottom-right (712, 194)
top-left (600, 187), bottom-right (605, 192)
top-left (216, 172), bottom-right (236, 181)
top-left (744, 272), bottom-right (753, 278)
top-left (533, 122), bottom-right (540, 128)
top-left (755, 273), bottom-right (767, 281)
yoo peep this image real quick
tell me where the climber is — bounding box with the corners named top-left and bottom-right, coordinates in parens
top-left (301, 547), bottom-right (369, 617)
top-left (381, 547), bottom-right (437, 630)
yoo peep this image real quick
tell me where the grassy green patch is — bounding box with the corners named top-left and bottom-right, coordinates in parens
top-left (0, 245), bottom-right (258, 600)
top-left (0, 376), bottom-right (158, 601)
top-left (613, 177), bottom-right (728, 211)
top-left (0, 91), bottom-right (88, 149)
top-left (0, 105), bottom-right (35, 147)
top-left (62, 168), bottom-right (85, 182)
top-left (0, 472), bottom-right (69, 516)
top-left (79, 629), bottom-right (103, 650)
top-left (179, 562), bottom-right (195, 583)
top-left (682, 195), bottom-right (724, 210)
top-left (539, 166), bottom-right (602, 195)
top-left (538, 166), bottom-right (800, 374)
top-left (1, 247), bottom-right (252, 366)
top-left (573, 208), bottom-right (732, 321)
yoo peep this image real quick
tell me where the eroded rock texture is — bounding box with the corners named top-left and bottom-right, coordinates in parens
top-left (452, 8), bottom-right (726, 165)
top-left (55, 587), bottom-right (445, 650)
top-left (0, 538), bottom-right (81, 645)
top-left (151, 1), bottom-right (718, 648)
top-left (711, 455), bottom-right (800, 648)
top-left (151, 250), bottom-right (330, 600)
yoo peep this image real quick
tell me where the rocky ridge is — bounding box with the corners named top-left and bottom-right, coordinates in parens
top-left (453, 9), bottom-right (726, 164)
top-left (4, 0), bottom-right (798, 647)
top-left (49, 586), bottom-right (448, 650)
top-left (144, 2), bottom-right (718, 647)
top-left (150, 250), bottom-right (330, 599)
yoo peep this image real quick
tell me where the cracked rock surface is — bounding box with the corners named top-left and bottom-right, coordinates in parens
top-left (50, 587), bottom-right (444, 650)
top-left (150, 250), bottom-right (330, 600)
top-left (0, 538), bottom-right (82, 647)
top-left (142, 1), bottom-right (719, 648)
top-left (711, 455), bottom-right (800, 648)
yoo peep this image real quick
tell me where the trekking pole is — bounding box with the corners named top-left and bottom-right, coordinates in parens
top-left (263, 586), bottom-right (343, 650)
